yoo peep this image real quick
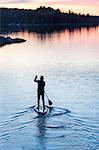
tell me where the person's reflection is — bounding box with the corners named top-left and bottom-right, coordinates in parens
top-left (37, 115), bottom-right (47, 149)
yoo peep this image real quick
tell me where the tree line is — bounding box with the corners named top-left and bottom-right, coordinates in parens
top-left (0, 6), bottom-right (99, 27)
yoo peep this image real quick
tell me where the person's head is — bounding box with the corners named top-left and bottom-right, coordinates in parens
top-left (40, 76), bottom-right (44, 81)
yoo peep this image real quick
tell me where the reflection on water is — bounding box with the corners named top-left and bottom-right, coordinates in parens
top-left (0, 25), bottom-right (98, 38)
top-left (0, 26), bottom-right (98, 48)
top-left (0, 26), bottom-right (99, 150)
top-left (0, 106), bottom-right (99, 150)
top-left (36, 115), bottom-right (46, 149)
top-left (0, 26), bottom-right (99, 71)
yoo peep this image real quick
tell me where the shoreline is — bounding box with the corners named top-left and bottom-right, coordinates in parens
top-left (3, 23), bottom-right (99, 27)
top-left (0, 36), bottom-right (26, 47)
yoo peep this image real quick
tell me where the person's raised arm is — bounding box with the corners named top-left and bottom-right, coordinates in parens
top-left (34, 75), bottom-right (38, 82)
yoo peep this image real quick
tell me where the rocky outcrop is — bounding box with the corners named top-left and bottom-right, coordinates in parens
top-left (0, 36), bottom-right (26, 47)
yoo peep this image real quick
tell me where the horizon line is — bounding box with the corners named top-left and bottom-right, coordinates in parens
top-left (0, 6), bottom-right (99, 16)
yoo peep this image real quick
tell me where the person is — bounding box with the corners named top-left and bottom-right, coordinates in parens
top-left (34, 75), bottom-right (45, 111)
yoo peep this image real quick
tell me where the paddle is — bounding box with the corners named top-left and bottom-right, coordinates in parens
top-left (44, 92), bottom-right (53, 105)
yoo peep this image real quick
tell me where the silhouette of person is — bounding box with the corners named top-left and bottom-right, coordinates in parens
top-left (34, 75), bottom-right (45, 111)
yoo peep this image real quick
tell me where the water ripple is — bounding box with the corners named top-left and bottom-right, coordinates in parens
top-left (1, 106), bottom-right (99, 150)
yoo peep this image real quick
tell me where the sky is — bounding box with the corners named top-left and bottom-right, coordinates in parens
top-left (0, 0), bottom-right (99, 15)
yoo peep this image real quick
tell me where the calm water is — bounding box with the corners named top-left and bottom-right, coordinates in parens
top-left (0, 26), bottom-right (99, 150)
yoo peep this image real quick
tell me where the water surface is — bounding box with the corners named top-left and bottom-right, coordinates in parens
top-left (0, 26), bottom-right (99, 150)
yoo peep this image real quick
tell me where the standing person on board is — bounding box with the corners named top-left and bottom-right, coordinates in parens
top-left (34, 75), bottom-right (45, 111)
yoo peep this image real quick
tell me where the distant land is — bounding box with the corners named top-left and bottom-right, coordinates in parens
top-left (0, 36), bottom-right (26, 47)
top-left (0, 7), bottom-right (99, 28)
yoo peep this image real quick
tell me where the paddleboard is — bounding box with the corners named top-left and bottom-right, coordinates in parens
top-left (34, 106), bottom-right (48, 114)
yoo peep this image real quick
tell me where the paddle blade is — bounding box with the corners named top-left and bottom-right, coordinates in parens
top-left (49, 99), bottom-right (52, 105)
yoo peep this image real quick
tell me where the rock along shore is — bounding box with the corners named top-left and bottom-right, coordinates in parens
top-left (0, 36), bottom-right (26, 47)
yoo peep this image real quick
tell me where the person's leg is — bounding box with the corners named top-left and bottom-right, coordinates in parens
top-left (37, 92), bottom-right (40, 111)
top-left (42, 93), bottom-right (45, 111)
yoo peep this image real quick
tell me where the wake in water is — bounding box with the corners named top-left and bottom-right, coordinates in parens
top-left (0, 106), bottom-right (99, 150)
